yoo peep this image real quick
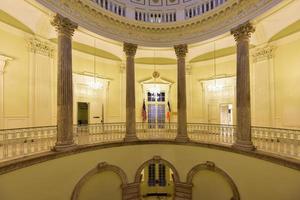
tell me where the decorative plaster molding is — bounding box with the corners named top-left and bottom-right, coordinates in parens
top-left (123, 43), bottom-right (138, 57)
top-left (27, 38), bottom-right (54, 58)
top-left (51, 14), bottom-right (78, 37)
top-left (231, 22), bottom-right (255, 41)
top-left (35, 0), bottom-right (283, 47)
top-left (174, 44), bottom-right (188, 58)
top-left (0, 55), bottom-right (13, 74)
top-left (252, 45), bottom-right (276, 62)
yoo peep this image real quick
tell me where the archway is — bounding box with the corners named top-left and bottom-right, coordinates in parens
top-left (186, 161), bottom-right (240, 200)
top-left (71, 162), bottom-right (128, 200)
top-left (134, 156), bottom-right (181, 200)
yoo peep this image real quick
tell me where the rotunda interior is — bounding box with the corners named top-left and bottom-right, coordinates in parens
top-left (0, 0), bottom-right (300, 200)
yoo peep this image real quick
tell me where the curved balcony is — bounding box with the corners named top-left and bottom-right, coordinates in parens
top-left (90, 0), bottom-right (229, 23)
top-left (0, 123), bottom-right (299, 162)
top-left (35, 0), bottom-right (283, 46)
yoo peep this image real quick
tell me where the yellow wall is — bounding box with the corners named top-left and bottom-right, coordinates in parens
top-left (1, 17), bottom-right (300, 129)
top-left (0, 144), bottom-right (299, 200)
top-left (0, 28), bottom-right (29, 128)
top-left (192, 170), bottom-right (233, 200)
top-left (78, 171), bottom-right (122, 200)
top-left (273, 39), bottom-right (300, 128)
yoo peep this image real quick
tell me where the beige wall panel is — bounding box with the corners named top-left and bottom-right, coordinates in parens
top-left (0, 29), bottom-right (29, 128)
top-left (252, 60), bottom-right (271, 126)
top-left (274, 39), bottom-right (300, 128)
top-left (192, 170), bottom-right (233, 200)
top-left (34, 54), bottom-right (53, 126)
top-left (78, 171), bottom-right (122, 200)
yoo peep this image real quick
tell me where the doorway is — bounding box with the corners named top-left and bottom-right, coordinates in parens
top-left (77, 102), bottom-right (89, 125)
top-left (148, 104), bottom-right (165, 128)
top-left (220, 104), bottom-right (233, 125)
top-left (147, 91), bottom-right (166, 128)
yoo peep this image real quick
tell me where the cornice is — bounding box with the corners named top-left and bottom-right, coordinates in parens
top-left (0, 140), bottom-right (300, 175)
top-left (35, 0), bottom-right (283, 47)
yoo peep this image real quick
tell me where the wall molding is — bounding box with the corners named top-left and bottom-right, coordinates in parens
top-left (0, 141), bottom-right (300, 177)
top-left (27, 38), bottom-right (54, 58)
top-left (35, 0), bottom-right (283, 47)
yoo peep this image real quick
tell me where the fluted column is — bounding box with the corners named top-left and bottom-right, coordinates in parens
top-left (123, 43), bottom-right (138, 142)
top-left (51, 14), bottom-right (78, 151)
top-left (174, 44), bottom-right (189, 142)
top-left (231, 22), bottom-right (255, 151)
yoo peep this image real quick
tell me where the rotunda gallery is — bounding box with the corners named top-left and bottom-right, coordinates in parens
top-left (0, 0), bottom-right (300, 199)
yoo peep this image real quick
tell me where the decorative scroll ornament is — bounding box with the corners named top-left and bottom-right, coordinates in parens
top-left (27, 38), bottom-right (54, 58)
top-left (174, 44), bottom-right (188, 58)
top-left (51, 14), bottom-right (78, 37)
top-left (252, 45), bottom-right (276, 62)
top-left (123, 43), bottom-right (137, 57)
top-left (231, 22), bottom-right (255, 41)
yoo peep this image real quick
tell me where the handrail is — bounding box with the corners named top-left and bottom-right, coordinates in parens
top-left (0, 125), bottom-right (57, 131)
top-left (0, 123), bottom-right (299, 162)
top-left (252, 126), bottom-right (300, 132)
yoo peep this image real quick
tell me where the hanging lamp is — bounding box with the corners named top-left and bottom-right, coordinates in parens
top-left (89, 39), bottom-right (102, 90)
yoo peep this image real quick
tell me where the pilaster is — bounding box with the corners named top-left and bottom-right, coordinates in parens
top-left (252, 45), bottom-right (277, 127)
top-left (0, 55), bottom-right (13, 129)
top-left (27, 38), bottom-right (55, 127)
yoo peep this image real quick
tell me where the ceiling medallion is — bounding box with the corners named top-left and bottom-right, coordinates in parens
top-left (152, 71), bottom-right (160, 79)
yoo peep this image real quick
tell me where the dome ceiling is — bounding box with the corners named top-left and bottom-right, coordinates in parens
top-left (128, 0), bottom-right (197, 7)
top-left (35, 0), bottom-right (285, 47)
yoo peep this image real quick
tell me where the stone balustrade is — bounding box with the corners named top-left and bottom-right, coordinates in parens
top-left (0, 123), bottom-right (300, 162)
top-left (90, 0), bottom-right (229, 23)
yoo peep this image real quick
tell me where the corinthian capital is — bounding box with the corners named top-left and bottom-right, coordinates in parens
top-left (174, 44), bottom-right (188, 58)
top-left (123, 43), bottom-right (137, 57)
top-left (231, 22), bottom-right (255, 41)
top-left (51, 14), bottom-right (78, 37)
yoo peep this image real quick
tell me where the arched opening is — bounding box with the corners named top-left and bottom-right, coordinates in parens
top-left (71, 162), bottom-right (128, 200)
top-left (187, 161), bottom-right (240, 200)
top-left (134, 156), bottom-right (180, 200)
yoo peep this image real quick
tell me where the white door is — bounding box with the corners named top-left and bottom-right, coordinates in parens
top-left (220, 104), bottom-right (233, 125)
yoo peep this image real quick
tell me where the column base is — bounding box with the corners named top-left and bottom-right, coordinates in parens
top-left (52, 143), bottom-right (77, 152)
top-left (232, 140), bottom-right (255, 151)
top-left (123, 135), bottom-right (138, 142)
top-left (175, 135), bottom-right (190, 143)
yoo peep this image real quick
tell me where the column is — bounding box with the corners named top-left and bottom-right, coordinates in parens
top-left (51, 14), bottom-right (78, 151)
top-left (174, 44), bottom-right (189, 142)
top-left (231, 22), bottom-right (255, 151)
top-left (123, 42), bottom-right (138, 142)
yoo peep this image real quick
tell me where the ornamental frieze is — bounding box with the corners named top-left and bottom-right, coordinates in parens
top-left (27, 38), bottom-right (54, 58)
